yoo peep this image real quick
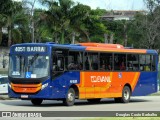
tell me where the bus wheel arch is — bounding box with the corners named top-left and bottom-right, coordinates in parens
top-left (114, 83), bottom-right (132, 103)
top-left (121, 84), bottom-right (132, 103)
top-left (124, 83), bottom-right (132, 94)
top-left (70, 84), bottom-right (79, 99)
top-left (63, 85), bottom-right (79, 106)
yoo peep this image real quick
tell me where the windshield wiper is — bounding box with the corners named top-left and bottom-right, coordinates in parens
top-left (29, 54), bottom-right (39, 66)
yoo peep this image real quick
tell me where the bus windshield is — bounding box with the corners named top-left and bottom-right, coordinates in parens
top-left (9, 55), bottom-right (50, 78)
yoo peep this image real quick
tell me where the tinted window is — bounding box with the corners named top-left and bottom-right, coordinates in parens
top-left (127, 54), bottom-right (139, 71)
top-left (0, 77), bottom-right (8, 84)
top-left (68, 51), bottom-right (83, 70)
top-left (139, 55), bottom-right (153, 71)
top-left (84, 52), bottom-right (99, 70)
top-left (100, 53), bottom-right (113, 71)
top-left (114, 53), bottom-right (126, 71)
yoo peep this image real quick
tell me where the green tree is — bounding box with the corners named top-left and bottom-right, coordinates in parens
top-left (13, 8), bottom-right (30, 44)
top-left (128, 0), bottom-right (160, 49)
top-left (79, 8), bottom-right (107, 43)
top-left (41, 0), bottom-right (97, 44)
top-left (0, 0), bottom-right (28, 46)
top-left (33, 8), bottom-right (53, 43)
top-left (42, 0), bottom-right (74, 44)
top-left (0, 0), bottom-right (13, 46)
top-left (69, 3), bottom-right (91, 43)
top-left (0, 14), bottom-right (7, 45)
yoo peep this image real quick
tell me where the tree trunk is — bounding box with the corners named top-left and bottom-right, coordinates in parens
top-left (124, 33), bottom-right (128, 47)
top-left (31, 20), bottom-right (35, 43)
top-left (104, 33), bottom-right (108, 43)
top-left (31, 0), bottom-right (36, 43)
top-left (0, 27), bottom-right (2, 45)
top-left (72, 32), bottom-right (75, 44)
top-left (110, 33), bottom-right (114, 43)
top-left (86, 34), bottom-right (90, 42)
top-left (55, 32), bottom-right (58, 43)
top-left (8, 16), bottom-right (12, 47)
top-left (124, 24), bottom-right (127, 47)
top-left (8, 25), bottom-right (11, 47)
top-left (60, 30), bottom-right (65, 44)
top-left (38, 33), bottom-right (41, 43)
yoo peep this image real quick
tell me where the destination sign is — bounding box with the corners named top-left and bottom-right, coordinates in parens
top-left (14, 46), bottom-right (46, 52)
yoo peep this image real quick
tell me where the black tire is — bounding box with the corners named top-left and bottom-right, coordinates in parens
top-left (87, 98), bottom-right (101, 103)
top-left (31, 99), bottom-right (43, 105)
top-left (114, 86), bottom-right (131, 103)
top-left (63, 88), bottom-right (75, 106)
top-left (121, 86), bottom-right (131, 103)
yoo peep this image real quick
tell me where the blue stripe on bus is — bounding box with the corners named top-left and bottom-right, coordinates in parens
top-left (51, 44), bottom-right (86, 51)
top-left (146, 50), bottom-right (157, 54)
top-left (132, 72), bottom-right (158, 96)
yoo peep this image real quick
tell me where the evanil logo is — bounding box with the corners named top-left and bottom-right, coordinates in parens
top-left (91, 76), bottom-right (111, 83)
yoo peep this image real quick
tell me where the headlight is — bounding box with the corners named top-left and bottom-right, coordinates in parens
top-left (41, 83), bottom-right (48, 90)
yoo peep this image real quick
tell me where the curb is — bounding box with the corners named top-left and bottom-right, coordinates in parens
top-left (0, 97), bottom-right (15, 100)
top-left (0, 94), bottom-right (13, 100)
top-left (0, 97), bottom-right (6, 100)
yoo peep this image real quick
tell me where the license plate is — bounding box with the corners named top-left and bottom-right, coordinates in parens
top-left (21, 95), bottom-right (28, 98)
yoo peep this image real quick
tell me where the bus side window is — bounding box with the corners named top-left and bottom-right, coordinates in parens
top-left (144, 65), bottom-right (150, 71)
top-left (57, 58), bottom-right (64, 71)
top-left (85, 57), bottom-right (89, 70)
top-left (133, 64), bottom-right (139, 71)
top-left (68, 62), bottom-right (76, 70)
top-left (140, 65), bottom-right (144, 71)
top-left (92, 63), bottom-right (98, 70)
top-left (151, 55), bottom-right (156, 71)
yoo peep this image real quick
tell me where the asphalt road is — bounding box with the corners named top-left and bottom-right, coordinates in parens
top-left (0, 96), bottom-right (160, 111)
top-left (0, 96), bottom-right (160, 119)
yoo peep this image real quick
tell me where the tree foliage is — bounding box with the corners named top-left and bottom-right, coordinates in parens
top-left (0, 0), bottom-right (160, 50)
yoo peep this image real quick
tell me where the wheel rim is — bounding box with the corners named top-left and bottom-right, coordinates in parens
top-left (124, 90), bottom-right (129, 100)
top-left (68, 92), bottom-right (74, 102)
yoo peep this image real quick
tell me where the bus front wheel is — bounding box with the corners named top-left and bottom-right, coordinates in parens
top-left (63, 88), bottom-right (75, 106)
top-left (31, 99), bottom-right (43, 105)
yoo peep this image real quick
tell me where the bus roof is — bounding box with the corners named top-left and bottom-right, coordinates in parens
top-left (10, 42), bottom-right (158, 54)
top-left (51, 43), bottom-right (157, 54)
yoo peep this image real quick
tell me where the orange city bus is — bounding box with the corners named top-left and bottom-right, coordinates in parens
top-left (8, 42), bottom-right (158, 106)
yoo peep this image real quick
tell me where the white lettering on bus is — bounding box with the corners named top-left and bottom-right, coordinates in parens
top-left (27, 47), bottom-right (45, 52)
top-left (15, 47), bottom-right (25, 52)
top-left (91, 76), bottom-right (111, 83)
top-left (14, 46), bottom-right (46, 52)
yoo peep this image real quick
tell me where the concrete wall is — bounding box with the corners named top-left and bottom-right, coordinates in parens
top-left (0, 47), bottom-right (9, 73)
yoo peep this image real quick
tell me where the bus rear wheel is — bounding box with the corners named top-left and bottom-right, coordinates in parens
top-left (87, 98), bottom-right (101, 103)
top-left (114, 86), bottom-right (131, 103)
top-left (31, 99), bottom-right (43, 105)
top-left (122, 86), bottom-right (131, 103)
top-left (63, 88), bottom-right (75, 106)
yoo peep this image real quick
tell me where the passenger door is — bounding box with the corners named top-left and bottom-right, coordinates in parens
top-left (52, 48), bottom-right (69, 78)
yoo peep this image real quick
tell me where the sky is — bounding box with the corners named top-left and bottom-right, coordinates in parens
top-left (14, 0), bottom-right (147, 10)
top-left (74, 0), bottom-right (146, 10)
